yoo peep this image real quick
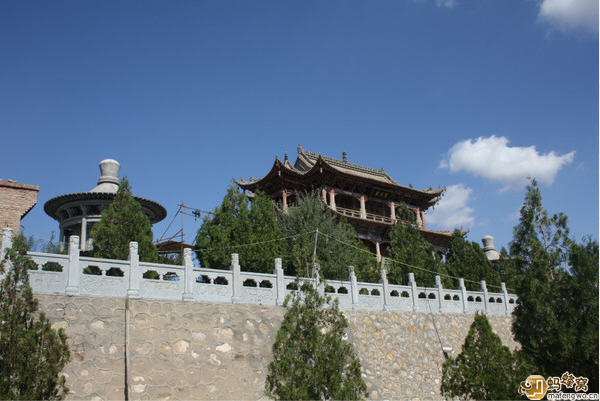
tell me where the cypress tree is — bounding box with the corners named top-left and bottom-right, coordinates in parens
top-left (510, 180), bottom-right (598, 391)
top-left (444, 230), bottom-right (501, 290)
top-left (0, 241), bottom-right (70, 399)
top-left (277, 193), bottom-right (376, 281)
top-left (265, 281), bottom-right (367, 400)
top-left (441, 314), bottom-right (530, 400)
top-left (195, 186), bottom-right (284, 272)
top-left (90, 177), bottom-right (158, 262)
top-left (387, 203), bottom-right (442, 286)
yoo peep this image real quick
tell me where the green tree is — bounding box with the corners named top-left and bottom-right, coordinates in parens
top-left (510, 180), bottom-right (598, 391)
top-left (441, 313), bottom-right (530, 400)
top-left (90, 177), bottom-right (158, 262)
top-left (444, 230), bottom-right (501, 290)
top-left (277, 193), bottom-right (376, 281)
top-left (0, 242), bottom-right (70, 399)
top-left (265, 281), bottom-right (367, 400)
top-left (564, 237), bottom-right (599, 390)
top-left (195, 186), bottom-right (284, 272)
top-left (387, 203), bottom-right (442, 286)
top-left (13, 231), bottom-right (63, 254)
top-left (495, 247), bottom-right (521, 291)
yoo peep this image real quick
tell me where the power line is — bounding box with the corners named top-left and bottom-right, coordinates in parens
top-left (179, 229), bottom-right (317, 254)
top-left (316, 230), bottom-right (512, 292)
top-left (184, 227), bottom-right (512, 292)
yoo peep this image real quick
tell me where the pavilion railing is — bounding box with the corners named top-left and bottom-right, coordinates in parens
top-left (0, 228), bottom-right (517, 315)
top-left (335, 206), bottom-right (394, 225)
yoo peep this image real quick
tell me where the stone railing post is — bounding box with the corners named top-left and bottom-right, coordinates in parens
top-left (127, 242), bottom-right (140, 298)
top-left (231, 253), bottom-right (241, 303)
top-left (274, 258), bottom-right (285, 306)
top-left (458, 278), bottom-right (468, 314)
top-left (1, 227), bottom-right (12, 262)
top-left (349, 266), bottom-right (359, 309)
top-left (182, 248), bottom-right (194, 301)
top-left (408, 273), bottom-right (417, 312)
top-left (381, 267), bottom-right (390, 311)
top-left (65, 235), bottom-right (80, 295)
top-left (481, 280), bottom-right (489, 313)
top-left (501, 282), bottom-right (509, 315)
top-left (435, 275), bottom-right (443, 312)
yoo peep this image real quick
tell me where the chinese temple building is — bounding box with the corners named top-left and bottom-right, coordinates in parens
top-left (236, 145), bottom-right (453, 261)
top-left (44, 159), bottom-right (167, 252)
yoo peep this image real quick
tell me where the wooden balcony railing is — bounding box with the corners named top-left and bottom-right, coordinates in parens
top-left (335, 206), bottom-right (394, 224)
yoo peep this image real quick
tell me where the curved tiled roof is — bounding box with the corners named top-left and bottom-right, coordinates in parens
top-left (237, 145), bottom-right (444, 205)
top-left (294, 146), bottom-right (399, 185)
top-left (44, 192), bottom-right (167, 223)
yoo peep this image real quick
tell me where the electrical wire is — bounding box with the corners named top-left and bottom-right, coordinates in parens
top-left (312, 231), bottom-right (512, 292)
top-left (181, 229), bottom-right (317, 253)
top-left (159, 228), bottom-right (512, 292)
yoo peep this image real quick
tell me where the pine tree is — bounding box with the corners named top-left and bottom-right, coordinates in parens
top-left (90, 177), bottom-right (157, 262)
top-left (0, 241), bottom-right (70, 399)
top-left (565, 237), bottom-right (599, 391)
top-left (277, 193), bottom-right (376, 281)
top-left (195, 186), bottom-right (284, 272)
top-left (387, 203), bottom-right (442, 286)
top-left (510, 180), bottom-right (598, 391)
top-left (441, 313), bottom-right (530, 400)
top-left (265, 281), bottom-right (367, 400)
top-left (495, 247), bottom-right (520, 291)
top-left (444, 230), bottom-right (501, 290)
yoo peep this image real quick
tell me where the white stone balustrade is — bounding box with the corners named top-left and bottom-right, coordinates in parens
top-left (0, 229), bottom-right (518, 315)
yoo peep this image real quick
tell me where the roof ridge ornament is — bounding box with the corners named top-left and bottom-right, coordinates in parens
top-left (90, 159), bottom-right (120, 193)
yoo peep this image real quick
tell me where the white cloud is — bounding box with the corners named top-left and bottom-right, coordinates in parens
top-left (436, 0), bottom-right (458, 8)
top-left (427, 184), bottom-right (475, 230)
top-left (539, 0), bottom-right (598, 33)
top-left (440, 135), bottom-right (574, 190)
top-left (410, 0), bottom-right (458, 9)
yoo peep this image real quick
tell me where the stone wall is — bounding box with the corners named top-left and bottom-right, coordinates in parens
top-left (0, 180), bottom-right (39, 235)
top-left (37, 294), bottom-right (517, 401)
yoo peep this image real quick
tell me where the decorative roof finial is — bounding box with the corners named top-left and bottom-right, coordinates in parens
top-left (284, 152), bottom-right (288, 161)
top-left (342, 152), bottom-right (347, 162)
top-left (90, 159), bottom-right (120, 193)
top-left (297, 144), bottom-right (303, 154)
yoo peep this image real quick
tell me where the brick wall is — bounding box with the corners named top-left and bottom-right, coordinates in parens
top-left (0, 180), bottom-right (39, 235)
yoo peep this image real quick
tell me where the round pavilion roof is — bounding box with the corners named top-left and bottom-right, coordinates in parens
top-left (44, 159), bottom-right (167, 224)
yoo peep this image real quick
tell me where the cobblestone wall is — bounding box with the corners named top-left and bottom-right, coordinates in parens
top-left (37, 295), bottom-right (517, 400)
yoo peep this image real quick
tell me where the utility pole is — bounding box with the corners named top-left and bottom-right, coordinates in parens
top-left (311, 228), bottom-right (319, 280)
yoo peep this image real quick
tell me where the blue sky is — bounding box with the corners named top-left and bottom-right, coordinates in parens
top-left (1, 0), bottom-right (597, 252)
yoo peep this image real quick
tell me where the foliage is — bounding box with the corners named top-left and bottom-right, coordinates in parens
top-left (494, 247), bottom-right (521, 291)
top-left (0, 241), bottom-right (70, 399)
top-left (441, 313), bottom-right (530, 400)
top-left (157, 253), bottom-right (183, 266)
top-left (444, 230), bottom-right (501, 291)
top-left (195, 186), bottom-right (284, 272)
top-left (510, 180), bottom-right (599, 391)
top-left (12, 231), bottom-right (62, 254)
top-left (265, 281), bottom-right (367, 400)
top-left (277, 193), bottom-right (376, 281)
top-left (90, 177), bottom-right (158, 262)
top-left (387, 203), bottom-right (442, 286)
top-left (564, 237), bottom-right (599, 390)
